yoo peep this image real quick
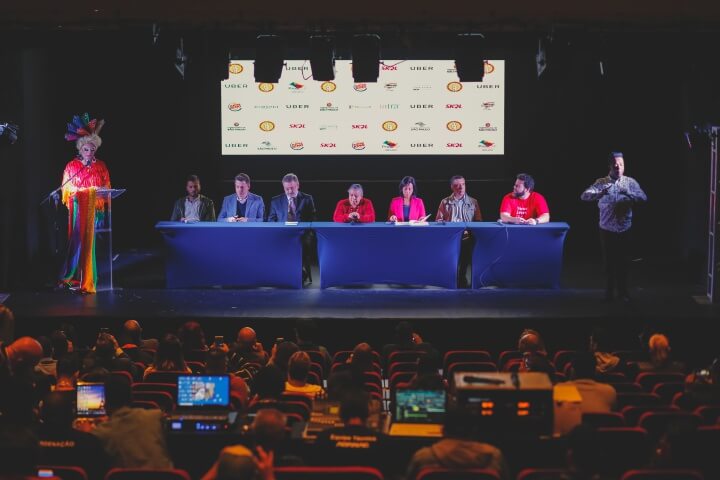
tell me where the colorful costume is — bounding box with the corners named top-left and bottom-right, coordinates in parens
top-left (59, 114), bottom-right (111, 293)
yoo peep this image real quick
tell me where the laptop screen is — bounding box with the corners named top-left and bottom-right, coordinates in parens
top-left (76, 382), bottom-right (106, 417)
top-left (395, 389), bottom-right (446, 424)
top-left (177, 375), bottom-right (230, 408)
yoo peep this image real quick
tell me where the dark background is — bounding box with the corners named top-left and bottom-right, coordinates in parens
top-left (1, 29), bottom-right (718, 290)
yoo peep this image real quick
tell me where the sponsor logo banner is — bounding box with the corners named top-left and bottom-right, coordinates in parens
top-left (352, 142), bottom-right (366, 150)
top-left (228, 103), bottom-right (242, 111)
top-left (411, 122), bottom-right (431, 132)
top-left (320, 81), bottom-right (337, 92)
top-left (259, 121), bottom-right (275, 132)
top-left (290, 142), bottom-right (304, 150)
top-left (353, 83), bottom-right (368, 92)
top-left (478, 122), bottom-right (498, 132)
top-left (258, 83), bottom-right (275, 92)
top-left (258, 140), bottom-right (277, 151)
top-left (382, 140), bottom-right (398, 151)
top-left (382, 121), bottom-right (398, 132)
top-left (228, 63), bottom-right (244, 75)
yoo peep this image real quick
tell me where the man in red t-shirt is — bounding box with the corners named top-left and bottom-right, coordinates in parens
top-left (499, 173), bottom-right (550, 225)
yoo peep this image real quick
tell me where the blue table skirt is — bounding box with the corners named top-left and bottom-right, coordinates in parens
top-left (312, 222), bottom-right (466, 288)
top-left (466, 222), bottom-right (570, 289)
top-left (155, 222), bottom-right (309, 289)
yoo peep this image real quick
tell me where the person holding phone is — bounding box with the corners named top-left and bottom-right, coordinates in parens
top-left (388, 176), bottom-right (426, 222)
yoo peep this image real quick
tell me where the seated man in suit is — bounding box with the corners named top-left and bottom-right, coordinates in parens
top-left (267, 173), bottom-right (316, 222)
top-left (170, 174), bottom-right (216, 222)
top-left (218, 173), bottom-right (265, 222)
top-left (268, 173), bottom-right (317, 283)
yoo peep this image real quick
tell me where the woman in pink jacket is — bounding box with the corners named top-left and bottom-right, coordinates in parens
top-left (388, 176), bottom-right (426, 222)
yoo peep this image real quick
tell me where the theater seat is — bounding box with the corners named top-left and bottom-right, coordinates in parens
top-left (104, 468), bottom-right (191, 480)
top-left (637, 411), bottom-right (702, 439)
top-left (635, 373), bottom-right (686, 392)
top-left (414, 467), bottom-right (500, 480)
top-left (582, 412), bottom-right (626, 428)
top-left (516, 469), bottom-right (571, 480)
top-left (595, 427), bottom-right (652, 475)
top-left (694, 405), bottom-right (720, 425)
top-left (275, 466), bottom-right (384, 480)
top-left (443, 350), bottom-right (492, 369)
top-left (619, 469), bottom-right (704, 480)
top-left (37, 465), bottom-right (87, 480)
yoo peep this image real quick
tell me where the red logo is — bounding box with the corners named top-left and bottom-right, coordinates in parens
top-left (445, 104), bottom-right (463, 109)
top-left (381, 64), bottom-right (398, 71)
top-left (352, 142), bottom-right (366, 150)
top-left (320, 143), bottom-right (336, 148)
top-left (228, 103), bottom-right (242, 111)
top-left (290, 142), bottom-right (304, 150)
top-left (446, 143), bottom-right (463, 148)
top-left (289, 124), bottom-right (305, 129)
top-left (353, 83), bottom-right (368, 91)
top-left (351, 124), bottom-right (368, 129)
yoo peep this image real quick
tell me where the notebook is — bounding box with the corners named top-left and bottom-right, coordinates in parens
top-left (388, 388), bottom-right (445, 437)
top-left (76, 382), bottom-right (106, 418)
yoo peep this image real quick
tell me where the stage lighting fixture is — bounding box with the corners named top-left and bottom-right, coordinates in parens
top-left (0, 122), bottom-right (19, 145)
top-left (254, 35), bottom-right (285, 83)
top-left (352, 34), bottom-right (380, 83)
top-left (175, 38), bottom-right (187, 79)
top-left (309, 35), bottom-right (336, 81)
top-left (455, 33), bottom-right (485, 82)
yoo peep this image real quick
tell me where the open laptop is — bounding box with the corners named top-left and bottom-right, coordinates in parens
top-left (76, 382), bottom-right (106, 418)
top-left (388, 388), bottom-right (445, 437)
top-left (168, 375), bottom-right (236, 432)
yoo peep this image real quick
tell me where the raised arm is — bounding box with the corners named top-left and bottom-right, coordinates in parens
top-left (581, 179), bottom-right (609, 201)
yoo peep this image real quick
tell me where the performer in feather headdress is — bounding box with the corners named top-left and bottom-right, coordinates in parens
top-left (58, 113), bottom-right (111, 294)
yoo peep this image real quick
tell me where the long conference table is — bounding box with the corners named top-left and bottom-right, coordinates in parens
top-left (156, 221), bottom-right (569, 289)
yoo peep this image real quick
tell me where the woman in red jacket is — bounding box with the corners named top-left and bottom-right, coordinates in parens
top-left (388, 176), bottom-right (426, 222)
top-left (333, 184), bottom-right (376, 223)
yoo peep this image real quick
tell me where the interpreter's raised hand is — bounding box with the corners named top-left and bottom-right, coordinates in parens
top-left (254, 446), bottom-right (275, 480)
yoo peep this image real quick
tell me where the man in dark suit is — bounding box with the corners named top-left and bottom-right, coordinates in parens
top-left (267, 173), bottom-right (317, 222)
top-left (267, 173), bottom-right (317, 283)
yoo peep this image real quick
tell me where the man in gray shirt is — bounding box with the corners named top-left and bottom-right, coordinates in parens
top-left (170, 174), bottom-right (216, 223)
top-left (581, 152), bottom-right (647, 302)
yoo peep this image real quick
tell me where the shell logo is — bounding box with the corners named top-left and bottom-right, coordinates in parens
top-left (258, 83), bottom-right (275, 92)
top-left (320, 81), bottom-right (337, 92)
top-left (228, 63), bottom-right (244, 75)
top-left (259, 121), bottom-right (275, 132)
top-left (382, 121), bottom-right (398, 132)
top-left (446, 81), bottom-right (463, 92)
top-left (446, 121), bottom-right (463, 132)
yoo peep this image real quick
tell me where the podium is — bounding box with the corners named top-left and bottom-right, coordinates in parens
top-left (94, 188), bottom-right (125, 291)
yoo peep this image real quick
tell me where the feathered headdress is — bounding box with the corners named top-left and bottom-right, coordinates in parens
top-left (65, 113), bottom-right (105, 150)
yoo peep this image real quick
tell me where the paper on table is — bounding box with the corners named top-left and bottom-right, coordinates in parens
top-left (284, 221), bottom-right (299, 226)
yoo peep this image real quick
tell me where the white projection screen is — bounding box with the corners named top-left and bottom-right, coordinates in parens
top-left (221, 59), bottom-right (504, 155)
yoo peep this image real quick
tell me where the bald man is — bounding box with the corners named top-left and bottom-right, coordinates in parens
top-left (122, 319), bottom-right (158, 351)
top-left (229, 327), bottom-right (269, 372)
top-left (1, 336), bottom-right (43, 377)
top-left (119, 320), bottom-right (154, 365)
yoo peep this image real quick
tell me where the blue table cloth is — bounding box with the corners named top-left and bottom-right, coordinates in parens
top-left (312, 222), bottom-right (466, 288)
top-left (155, 222), bottom-right (309, 288)
top-left (466, 222), bottom-right (570, 288)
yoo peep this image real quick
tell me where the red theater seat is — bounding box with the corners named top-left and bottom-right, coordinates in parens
top-left (414, 467), bottom-right (500, 480)
top-left (619, 469), bottom-right (704, 480)
top-left (616, 392), bottom-right (663, 409)
top-left (622, 405), bottom-right (679, 426)
top-left (104, 468), bottom-right (191, 480)
top-left (274, 466), bottom-right (384, 480)
top-left (516, 469), bottom-right (572, 480)
top-left (582, 412), bottom-right (626, 428)
top-left (443, 350), bottom-right (492, 369)
top-left (637, 411), bottom-right (702, 439)
top-left (552, 350), bottom-right (578, 374)
top-left (694, 405), bottom-right (720, 425)
top-left (635, 373), bottom-right (686, 391)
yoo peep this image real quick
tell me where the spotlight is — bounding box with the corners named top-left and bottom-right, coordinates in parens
top-left (455, 33), bottom-right (485, 82)
top-left (352, 34), bottom-right (380, 83)
top-left (0, 122), bottom-right (19, 145)
top-left (309, 36), bottom-right (336, 81)
top-left (254, 35), bottom-right (285, 83)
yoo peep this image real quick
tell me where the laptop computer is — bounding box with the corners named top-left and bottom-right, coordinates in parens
top-left (388, 388), bottom-right (445, 437)
top-left (168, 375), bottom-right (236, 432)
top-left (76, 382), bottom-right (106, 418)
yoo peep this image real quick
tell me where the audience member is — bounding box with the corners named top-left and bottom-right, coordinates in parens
top-left (564, 352), bottom-right (617, 413)
top-left (201, 444), bottom-right (275, 480)
top-left (82, 333), bottom-right (137, 379)
top-left (294, 319), bottom-right (332, 368)
top-left (50, 329), bottom-right (70, 361)
top-left (92, 375), bottom-right (173, 468)
top-left (34, 336), bottom-right (57, 379)
top-left (406, 407), bottom-right (509, 480)
top-left (634, 333), bottom-right (686, 374)
top-left (0, 304), bottom-right (15, 344)
top-left (284, 351), bottom-right (324, 399)
top-left (143, 333), bottom-right (191, 380)
top-left (652, 421), bottom-right (701, 470)
top-left (518, 328), bottom-right (547, 355)
top-left (119, 320), bottom-right (154, 365)
top-left (251, 409), bottom-right (303, 466)
top-left (0, 422), bottom-right (38, 479)
top-left (314, 390), bottom-right (387, 470)
top-left (589, 327), bottom-right (622, 374)
top-left (382, 321), bottom-right (435, 367)
top-left (229, 327), bottom-right (269, 372)
top-left (268, 340), bottom-right (300, 376)
top-left (55, 355), bottom-right (79, 391)
top-left (249, 365), bottom-right (286, 410)
top-left (37, 391), bottom-right (109, 478)
top-left (409, 350), bottom-right (445, 390)
top-left (205, 348), bottom-right (249, 409)
top-left (178, 320), bottom-right (209, 362)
